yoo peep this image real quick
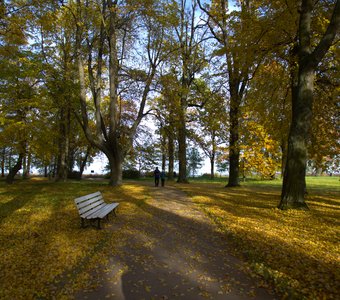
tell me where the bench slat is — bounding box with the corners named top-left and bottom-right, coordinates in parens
top-left (74, 191), bottom-right (102, 204)
top-left (78, 199), bottom-right (105, 215)
top-left (96, 203), bottom-right (119, 218)
top-left (74, 191), bottom-right (119, 228)
top-left (80, 202), bottom-right (107, 218)
top-left (76, 195), bottom-right (104, 210)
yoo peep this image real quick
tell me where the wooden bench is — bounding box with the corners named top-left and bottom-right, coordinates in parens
top-left (74, 191), bottom-right (119, 229)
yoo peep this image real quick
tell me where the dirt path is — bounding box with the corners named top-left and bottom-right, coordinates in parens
top-left (75, 184), bottom-right (276, 300)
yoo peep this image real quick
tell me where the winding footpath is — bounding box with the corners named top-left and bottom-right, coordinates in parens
top-left (75, 184), bottom-right (276, 300)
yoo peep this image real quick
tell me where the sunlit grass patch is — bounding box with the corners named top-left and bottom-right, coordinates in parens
top-left (0, 179), bottom-right (151, 299)
top-left (177, 177), bottom-right (340, 299)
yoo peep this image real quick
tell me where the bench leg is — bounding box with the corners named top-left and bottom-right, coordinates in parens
top-left (97, 218), bottom-right (101, 229)
top-left (81, 218), bottom-right (85, 228)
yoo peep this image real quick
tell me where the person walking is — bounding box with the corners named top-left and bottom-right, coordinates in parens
top-left (160, 169), bottom-right (166, 187)
top-left (154, 167), bottom-right (160, 187)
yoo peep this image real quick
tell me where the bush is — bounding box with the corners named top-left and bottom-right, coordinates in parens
top-left (122, 169), bottom-right (140, 179)
top-left (67, 171), bottom-right (81, 180)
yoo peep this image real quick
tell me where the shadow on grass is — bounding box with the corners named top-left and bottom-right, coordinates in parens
top-left (175, 182), bottom-right (339, 299)
top-left (71, 183), bottom-right (276, 300)
top-left (1, 179), bottom-right (338, 299)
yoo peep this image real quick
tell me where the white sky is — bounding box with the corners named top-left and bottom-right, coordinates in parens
top-left (83, 153), bottom-right (213, 175)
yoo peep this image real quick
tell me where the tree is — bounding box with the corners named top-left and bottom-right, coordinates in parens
top-left (191, 80), bottom-right (228, 179)
top-left (170, 0), bottom-right (208, 183)
top-left (187, 147), bottom-right (203, 177)
top-left (244, 60), bottom-right (291, 177)
top-left (73, 0), bottom-right (168, 186)
top-left (198, 0), bottom-right (268, 187)
top-left (279, 0), bottom-right (340, 209)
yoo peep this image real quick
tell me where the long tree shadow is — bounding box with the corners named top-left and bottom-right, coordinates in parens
top-left (73, 184), bottom-right (277, 300)
top-left (171, 183), bottom-right (340, 299)
top-left (0, 182), bottom-right (46, 225)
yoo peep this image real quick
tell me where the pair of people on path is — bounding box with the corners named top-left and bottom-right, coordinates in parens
top-left (154, 167), bottom-right (165, 187)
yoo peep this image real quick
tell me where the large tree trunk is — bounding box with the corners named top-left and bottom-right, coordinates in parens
top-left (226, 92), bottom-right (241, 187)
top-left (107, 149), bottom-right (123, 186)
top-left (6, 153), bottom-right (23, 184)
top-left (279, 67), bottom-right (313, 209)
top-left (279, 0), bottom-right (340, 209)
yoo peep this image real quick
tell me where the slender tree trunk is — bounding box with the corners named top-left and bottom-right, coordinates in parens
top-left (6, 153), bottom-right (23, 184)
top-left (210, 134), bottom-right (216, 179)
top-left (168, 134), bottom-right (174, 180)
top-left (1, 148), bottom-right (5, 177)
top-left (161, 128), bottom-right (166, 171)
top-left (79, 147), bottom-right (90, 177)
top-left (210, 153), bottom-right (215, 179)
top-left (22, 150), bottom-right (31, 179)
top-left (226, 91), bottom-right (241, 187)
top-left (177, 102), bottom-right (188, 183)
top-left (56, 104), bottom-right (70, 181)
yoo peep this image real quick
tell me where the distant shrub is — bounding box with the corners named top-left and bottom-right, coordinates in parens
top-left (123, 169), bottom-right (140, 179)
top-left (68, 171), bottom-right (81, 180)
top-left (200, 173), bottom-right (212, 179)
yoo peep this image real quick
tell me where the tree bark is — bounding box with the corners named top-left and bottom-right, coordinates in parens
top-left (1, 151), bottom-right (4, 177)
top-left (177, 98), bottom-right (188, 183)
top-left (226, 91), bottom-right (241, 187)
top-left (279, 67), bottom-right (313, 209)
top-left (279, 0), bottom-right (340, 209)
top-left (168, 133), bottom-right (174, 180)
top-left (79, 146), bottom-right (90, 178)
top-left (210, 157), bottom-right (215, 179)
top-left (6, 153), bottom-right (23, 184)
top-left (106, 147), bottom-right (123, 186)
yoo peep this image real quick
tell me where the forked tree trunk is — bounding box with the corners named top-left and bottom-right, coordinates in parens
top-left (6, 153), bottom-right (23, 184)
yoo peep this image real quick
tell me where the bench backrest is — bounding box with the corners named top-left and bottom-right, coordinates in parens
top-left (74, 191), bottom-right (105, 218)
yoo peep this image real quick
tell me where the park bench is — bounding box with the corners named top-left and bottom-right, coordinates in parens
top-left (74, 191), bottom-right (119, 229)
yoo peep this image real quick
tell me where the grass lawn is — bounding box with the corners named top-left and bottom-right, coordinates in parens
top-left (177, 176), bottom-right (340, 299)
top-left (0, 178), bottom-right (151, 299)
top-left (0, 176), bottom-right (339, 299)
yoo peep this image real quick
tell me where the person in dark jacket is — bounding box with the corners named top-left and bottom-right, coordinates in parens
top-left (154, 167), bottom-right (160, 187)
top-left (160, 169), bottom-right (166, 187)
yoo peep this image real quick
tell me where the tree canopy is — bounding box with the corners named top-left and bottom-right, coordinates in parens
top-left (1, 0), bottom-right (339, 208)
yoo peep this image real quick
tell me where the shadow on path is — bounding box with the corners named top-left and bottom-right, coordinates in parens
top-left (75, 184), bottom-right (277, 300)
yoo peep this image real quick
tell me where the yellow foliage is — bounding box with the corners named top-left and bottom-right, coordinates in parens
top-left (1, 178), bottom-right (338, 299)
top-left (178, 179), bottom-right (340, 299)
top-left (240, 121), bottom-right (281, 178)
top-left (0, 180), bottom-right (151, 299)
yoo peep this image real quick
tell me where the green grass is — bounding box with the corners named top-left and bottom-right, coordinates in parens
top-left (176, 176), bottom-right (340, 299)
top-left (0, 176), bottom-right (339, 299)
top-left (0, 178), bottom-right (151, 299)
